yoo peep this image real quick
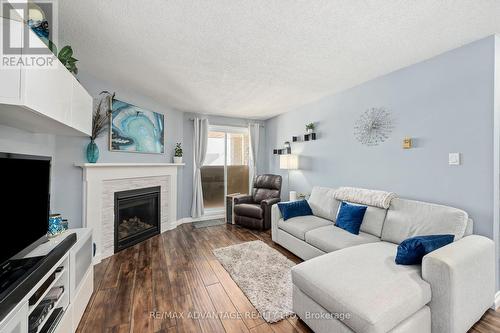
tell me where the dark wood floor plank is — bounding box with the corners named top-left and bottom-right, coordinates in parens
top-left (187, 245), bottom-right (219, 286)
top-left (105, 323), bottom-right (130, 333)
top-left (105, 251), bottom-right (138, 329)
top-left (249, 323), bottom-right (274, 333)
top-left (286, 317), bottom-right (313, 333)
top-left (175, 293), bottom-right (203, 333)
top-left (131, 240), bottom-right (154, 333)
top-left (78, 289), bottom-right (115, 333)
top-left (182, 269), bottom-right (226, 333)
top-left (94, 256), bottom-right (111, 287)
top-left (269, 319), bottom-right (300, 333)
top-left (470, 310), bottom-right (500, 333)
top-left (151, 235), bottom-right (177, 331)
top-left (78, 223), bottom-right (500, 333)
top-left (206, 283), bottom-right (250, 333)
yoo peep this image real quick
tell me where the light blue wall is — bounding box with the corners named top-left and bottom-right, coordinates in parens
top-left (266, 36), bottom-right (495, 238)
top-left (51, 72), bottom-right (185, 228)
top-left (51, 72), bottom-right (265, 227)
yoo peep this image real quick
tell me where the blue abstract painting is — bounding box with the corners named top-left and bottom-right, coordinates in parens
top-left (110, 99), bottom-right (165, 153)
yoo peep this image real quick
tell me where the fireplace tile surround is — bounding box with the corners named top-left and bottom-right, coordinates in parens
top-left (77, 163), bottom-right (183, 262)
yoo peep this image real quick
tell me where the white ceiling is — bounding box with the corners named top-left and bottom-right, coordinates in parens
top-left (58, 0), bottom-right (500, 120)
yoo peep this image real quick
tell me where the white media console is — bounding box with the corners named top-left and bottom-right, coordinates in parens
top-left (0, 229), bottom-right (93, 333)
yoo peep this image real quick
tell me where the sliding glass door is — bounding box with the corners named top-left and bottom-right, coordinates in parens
top-left (201, 126), bottom-right (249, 212)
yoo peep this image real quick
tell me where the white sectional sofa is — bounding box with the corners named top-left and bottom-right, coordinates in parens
top-left (271, 186), bottom-right (495, 333)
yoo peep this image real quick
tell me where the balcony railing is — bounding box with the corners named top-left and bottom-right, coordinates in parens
top-left (201, 165), bottom-right (249, 209)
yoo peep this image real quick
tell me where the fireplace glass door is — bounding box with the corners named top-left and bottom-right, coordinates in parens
top-left (114, 186), bottom-right (160, 252)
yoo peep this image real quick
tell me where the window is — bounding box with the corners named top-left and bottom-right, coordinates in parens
top-left (201, 126), bottom-right (250, 211)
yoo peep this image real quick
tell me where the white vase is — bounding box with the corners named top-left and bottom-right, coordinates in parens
top-left (174, 156), bottom-right (183, 164)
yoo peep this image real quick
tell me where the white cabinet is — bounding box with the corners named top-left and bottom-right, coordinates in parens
top-left (0, 304), bottom-right (27, 333)
top-left (0, 17), bottom-right (92, 136)
top-left (0, 18), bottom-right (22, 102)
top-left (71, 79), bottom-right (93, 135)
top-left (22, 62), bottom-right (74, 126)
top-left (0, 229), bottom-right (93, 333)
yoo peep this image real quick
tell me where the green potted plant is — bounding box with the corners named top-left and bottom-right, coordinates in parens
top-left (174, 143), bottom-right (183, 163)
top-left (48, 42), bottom-right (79, 75)
top-left (306, 123), bottom-right (315, 134)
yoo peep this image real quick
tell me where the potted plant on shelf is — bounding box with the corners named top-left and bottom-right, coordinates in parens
top-left (174, 143), bottom-right (183, 163)
top-left (306, 123), bottom-right (315, 134)
top-left (87, 91), bottom-right (115, 163)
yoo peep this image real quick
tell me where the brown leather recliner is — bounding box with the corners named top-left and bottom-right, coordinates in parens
top-left (233, 174), bottom-right (282, 230)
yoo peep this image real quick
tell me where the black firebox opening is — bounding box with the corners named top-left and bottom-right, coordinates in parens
top-left (114, 186), bottom-right (160, 253)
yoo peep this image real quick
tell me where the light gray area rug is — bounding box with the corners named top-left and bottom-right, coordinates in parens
top-left (192, 219), bottom-right (226, 228)
top-left (213, 240), bottom-right (295, 323)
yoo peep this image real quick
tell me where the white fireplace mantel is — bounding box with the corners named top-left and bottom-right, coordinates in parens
top-left (76, 162), bottom-right (185, 168)
top-left (76, 163), bottom-right (184, 263)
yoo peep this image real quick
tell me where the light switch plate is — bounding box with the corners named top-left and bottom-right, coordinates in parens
top-left (449, 153), bottom-right (461, 165)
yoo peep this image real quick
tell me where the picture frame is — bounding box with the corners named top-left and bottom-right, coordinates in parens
top-left (109, 99), bottom-right (165, 154)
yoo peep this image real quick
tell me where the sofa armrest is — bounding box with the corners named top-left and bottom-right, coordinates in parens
top-left (422, 235), bottom-right (495, 333)
top-left (261, 198), bottom-right (280, 230)
top-left (233, 194), bottom-right (253, 205)
top-left (271, 204), bottom-right (282, 242)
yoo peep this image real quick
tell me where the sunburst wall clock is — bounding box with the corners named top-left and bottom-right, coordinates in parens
top-left (354, 107), bottom-right (394, 146)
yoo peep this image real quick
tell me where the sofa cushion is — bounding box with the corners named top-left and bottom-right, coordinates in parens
top-left (292, 242), bottom-right (431, 333)
top-left (278, 215), bottom-right (332, 240)
top-left (359, 205), bottom-right (387, 238)
top-left (343, 201), bottom-right (387, 238)
top-left (381, 198), bottom-right (468, 244)
top-left (305, 225), bottom-right (380, 252)
top-left (308, 186), bottom-right (340, 221)
top-left (234, 203), bottom-right (262, 219)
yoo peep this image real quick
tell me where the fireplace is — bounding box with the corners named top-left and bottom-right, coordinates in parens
top-left (114, 186), bottom-right (160, 253)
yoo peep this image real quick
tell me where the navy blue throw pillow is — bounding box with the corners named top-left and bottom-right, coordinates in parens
top-left (395, 234), bottom-right (454, 265)
top-left (335, 202), bottom-right (367, 235)
top-left (278, 200), bottom-right (313, 221)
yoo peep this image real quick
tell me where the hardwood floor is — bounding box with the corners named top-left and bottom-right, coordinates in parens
top-left (77, 223), bottom-right (499, 333)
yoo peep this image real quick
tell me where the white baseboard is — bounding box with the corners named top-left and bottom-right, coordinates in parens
top-left (494, 291), bottom-right (500, 310)
top-left (92, 253), bottom-right (102, 266)
top-left (162, 214), bottom-right (226, 233)
top-left (176, 214), bottom-right (225, 225)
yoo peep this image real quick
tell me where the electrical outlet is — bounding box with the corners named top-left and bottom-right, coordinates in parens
top-left (449, 153), bottom-right (461, 166)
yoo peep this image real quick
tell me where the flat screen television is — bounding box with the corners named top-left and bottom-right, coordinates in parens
top-left (0, 153), bottom-right (51, 267)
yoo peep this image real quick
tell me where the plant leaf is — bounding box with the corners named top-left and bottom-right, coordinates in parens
top-left (58, 45), bottom-right (73, 60)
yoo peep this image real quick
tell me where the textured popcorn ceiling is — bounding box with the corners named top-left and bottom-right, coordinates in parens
top-left (58, 1), bottom-right (500, 119)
